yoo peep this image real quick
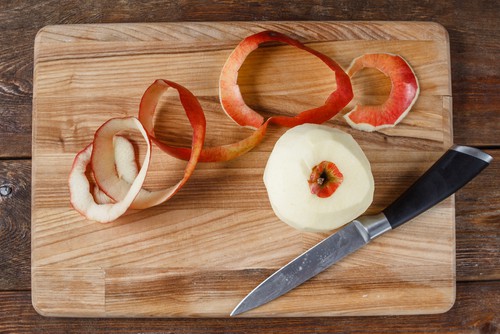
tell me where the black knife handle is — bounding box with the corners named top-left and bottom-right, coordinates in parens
top-left (383, 145), bottom-right (492, 229)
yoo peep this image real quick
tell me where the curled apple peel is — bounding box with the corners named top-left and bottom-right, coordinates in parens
top-left (263, 124), bottom-right (374, 232)
top-left (220, 30), bottom-right (354, 130)
top-left (140, 31), bottom-right (354, 164)
top-left (70, 112), bottom-right (204, 223)
top-left (69, 117), bottom-right (152, 223)
top-left (138, 79), bottom-right (268, 162)
top-left (70, 80), bottom-right (206, 222)
top-left (344, 53), bottom-right (419, 132)
top-left (93, 84), bottom-right (206, 210)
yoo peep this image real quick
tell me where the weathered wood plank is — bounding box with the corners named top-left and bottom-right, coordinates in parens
top-left (0, 29), bottom-right (33, 158)
top-left (456, 150), bottom-right (500, 281)
top-left (0, 281), bottom-right (498, 333)
top-left (0, 160), bottom-right (31, 291)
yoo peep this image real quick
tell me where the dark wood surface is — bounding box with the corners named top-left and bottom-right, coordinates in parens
top-left (0, 0), bottom-right (498, 333)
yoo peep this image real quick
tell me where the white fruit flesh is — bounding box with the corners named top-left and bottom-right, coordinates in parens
top-left (69, 144), bottom-right (146, 223)
top-left (69, 117), bottom-right (151, 223)
top-left (113, 136), bottom-right (139, 183)
top-left (263, 124), bottom-right (374, 232)
top-left (92, 136), bottom-right (138, 205)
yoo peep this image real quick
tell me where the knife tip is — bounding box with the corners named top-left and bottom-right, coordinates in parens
top-left (230, 296), bottom-right (256, 316)
top-left (229, 301), bottom-right (247, 317)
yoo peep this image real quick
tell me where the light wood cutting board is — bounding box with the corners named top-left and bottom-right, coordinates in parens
top-left (32, 21), bottom-right (454, 317)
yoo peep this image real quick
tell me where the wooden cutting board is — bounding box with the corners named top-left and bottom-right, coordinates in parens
top-left (32, 21), bottom-right (454, 317)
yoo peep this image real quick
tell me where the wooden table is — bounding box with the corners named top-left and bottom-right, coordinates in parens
top-left (0, 1), bottom-right (498, 332)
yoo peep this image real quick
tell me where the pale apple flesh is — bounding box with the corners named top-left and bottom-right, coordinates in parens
top-left (92, 136), bottom-right (139, 204)
top-left (263, 124), bottom-right (374, 232)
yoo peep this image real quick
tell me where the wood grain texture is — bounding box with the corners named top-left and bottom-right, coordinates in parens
top-left (2, 152), bottom-right (497, 294)
top-left (1, 0), bottom-right (498, 158)
top-left (0, 160), bottom-right (31, 291)
top-left (455, 149), bottom-right (500, 281)
top-left (31, 21), bottom-right (455, 317)
top-left (0, 0), bottom-right (498, 331)
top-left (0, 29), bottom-right (33, 158)
top-left (0, 281), bottom-right (499, 333)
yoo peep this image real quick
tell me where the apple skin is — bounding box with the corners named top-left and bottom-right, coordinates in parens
top-left (308, 160), bottom-right (344, 198)
top-left (263, 123), bottom-right (374, 232)
top-left (69, 114), bottom-right (202, 223)
top-left (138, 31), bottom-right (354, 164)
top-left (220, 30), bottom-right (353, 130)
top-left (138, 79), bottom-right (270, 163)
top-left (344, 53), bottom-right (419, 132)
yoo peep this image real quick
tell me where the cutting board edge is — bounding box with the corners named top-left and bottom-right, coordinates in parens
top-left (31, 20), bottom-right (455, 318)
top-left (32, 20), bottom-right (451, 45)
top-left (31, 265), bottom-right (456, 318)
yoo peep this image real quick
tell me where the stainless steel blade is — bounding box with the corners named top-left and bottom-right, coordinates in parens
top-left (230, 214), bottom-right (391, 316)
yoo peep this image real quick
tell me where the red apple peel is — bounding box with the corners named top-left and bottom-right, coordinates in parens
top-left (344, 53), bottom-right (420, 132)
top-left (138, 79), bottom-right (266, 162)
top-left (140, 31), bottom-right (354, 163)
top-left (94, 84), bottom-right (206, 210)
top-left (219, 30), bottom-right (354, 129)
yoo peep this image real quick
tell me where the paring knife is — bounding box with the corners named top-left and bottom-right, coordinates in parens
top-left (231, 145), bottom-right (493, 316)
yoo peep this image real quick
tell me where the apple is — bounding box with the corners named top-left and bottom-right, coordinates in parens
top-left (263, 123), bottom-right (374, 232)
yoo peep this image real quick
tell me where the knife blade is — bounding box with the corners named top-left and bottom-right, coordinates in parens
top-left (231, 145), bottom-right (492, 316)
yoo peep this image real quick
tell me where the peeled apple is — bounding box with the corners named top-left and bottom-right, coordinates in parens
top-left (263, 124), bottom-right (374, 232)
